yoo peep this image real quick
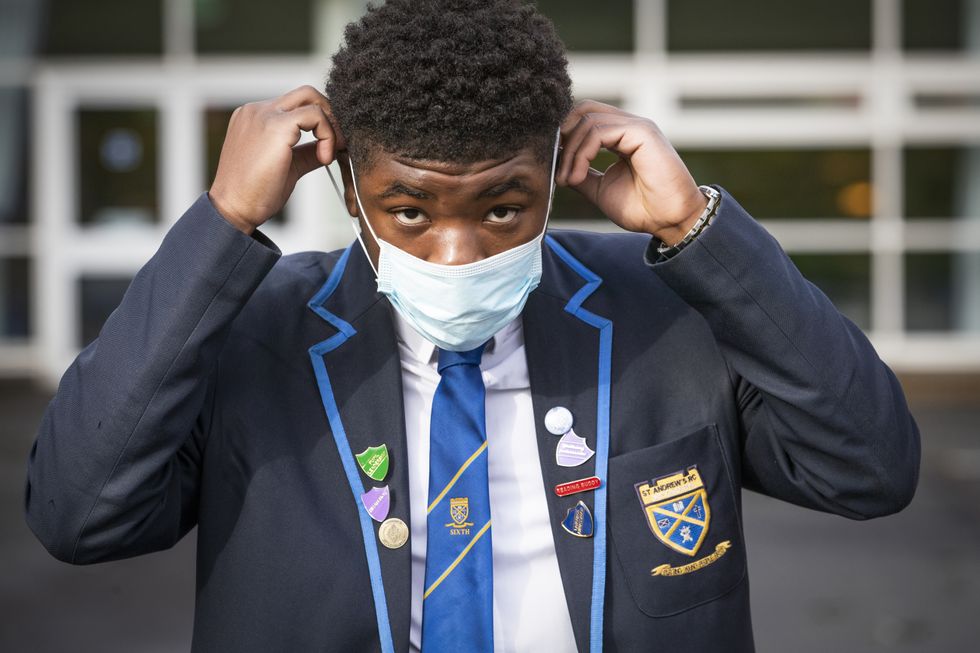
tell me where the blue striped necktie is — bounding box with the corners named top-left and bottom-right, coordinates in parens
top-left (421, 343), bottom-right (493, 652)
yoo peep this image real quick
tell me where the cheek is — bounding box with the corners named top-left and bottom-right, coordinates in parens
top-left (482, 220), bottom-right (545, 257)
top-left (355, 218), bottom-right (382, 265)
top-left (513, 204), bottom-right (549, 239)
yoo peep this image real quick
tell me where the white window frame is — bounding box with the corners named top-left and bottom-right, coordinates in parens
top-left (4, 0), bottom-right (979, 384)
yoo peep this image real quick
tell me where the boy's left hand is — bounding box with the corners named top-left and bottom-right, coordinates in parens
top-left (557, 100), bottom-right (708, 245)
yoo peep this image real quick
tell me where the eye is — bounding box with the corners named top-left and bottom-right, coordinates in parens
top-left (485, 206), bottom-right (519, 224)
top-left (392, 208), bottom-right (428, 226)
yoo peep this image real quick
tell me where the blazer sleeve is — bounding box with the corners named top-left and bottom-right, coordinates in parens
top-left (648, 185), bottom-right (921, 520)
top-left (24, 193), bottom-right (281, 564)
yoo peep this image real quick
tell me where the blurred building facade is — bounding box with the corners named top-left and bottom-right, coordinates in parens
top-left (0, 0), bottom-right (978, 387)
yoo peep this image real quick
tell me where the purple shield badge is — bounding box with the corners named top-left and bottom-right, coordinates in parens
top-left (361, 485), bottom-right (391, 523)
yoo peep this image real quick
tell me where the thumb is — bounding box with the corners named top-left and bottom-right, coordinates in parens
top-left (568, 166), bottom-right (605, 208)
top-left (290, 141), bottom-right (324, 181)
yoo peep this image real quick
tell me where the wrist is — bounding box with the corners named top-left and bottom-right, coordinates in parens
top-left (652, 192), bottom-right (708, 246)
top-left (654, 185), bottom-right (721, 259)
top-left (208, 190), bottom-right (256, 235)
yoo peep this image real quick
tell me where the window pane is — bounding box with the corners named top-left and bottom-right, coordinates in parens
top-left (913, 92), bottom-right (980, 109)
top-left (79, 276), bottom-right (133, 347)
top-left (905, 146), bottom-right (980, 219)
top-left (0, 88), bottom-right (29, 224)
top-left (678, 149), bottom-right (872, 219)
top-left (903, 0), bottom-right (969, 52)
top-left (43, 0), bottom-right (162, 56)
top-left (196, 0), bottom-right (314, 54)
top-left (534, 0), bottom-right (633, 52)
top-left (0, 0), bottom-right (43, 58)
top-left (204, 107), bottom-right (284, 223)
top-left (790, 254), bottom-right (871, 330)
top-left (906, 252), bottom-right (980, 332)
top-left (0, 257), bottom-right (29, 337)
top-left (77, 108), bottom-right (158, 226)
top-left (668, 0), bottom-right (871, 52)
top-left (679, 94), bottom-right (861, 110)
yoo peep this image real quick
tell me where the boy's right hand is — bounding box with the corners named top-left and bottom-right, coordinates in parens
top-left (208, 85), bottom-right (345, 234)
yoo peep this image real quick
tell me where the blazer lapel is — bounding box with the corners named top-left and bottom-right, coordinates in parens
top-left (307, 244), bottom-right (412, 653)
top-left (523, 235), bottom-right (614, 653)
top-left (307, 235), bottom-right (613, 653)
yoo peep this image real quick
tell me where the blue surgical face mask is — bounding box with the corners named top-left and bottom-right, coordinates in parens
top-left (325, 126), bottom-right (561, 351)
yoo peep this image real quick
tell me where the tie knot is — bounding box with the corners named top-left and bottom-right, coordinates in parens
top-left (437, 342), bottom-right (487, 373)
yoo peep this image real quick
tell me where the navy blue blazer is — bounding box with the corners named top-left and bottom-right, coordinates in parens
top-left (25, 185), bottom-right (920, 652)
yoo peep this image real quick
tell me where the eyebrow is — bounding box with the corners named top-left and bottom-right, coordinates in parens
top-left (476, 178), bottom-right (534, 199)
top-left (376, 177), bottom-right (535, 201)
top-left (378, 182), bottom-right (432, 200)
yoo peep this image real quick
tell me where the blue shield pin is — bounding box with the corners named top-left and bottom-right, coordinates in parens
top-left (561, 500), bottom-right (594, 538)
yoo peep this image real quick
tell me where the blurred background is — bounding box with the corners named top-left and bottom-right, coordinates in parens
top-left (0, 0), bottom-right (978, 650)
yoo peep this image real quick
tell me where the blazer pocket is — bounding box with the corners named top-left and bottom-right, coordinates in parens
top-left (608, 423), bottom-right (747, 618)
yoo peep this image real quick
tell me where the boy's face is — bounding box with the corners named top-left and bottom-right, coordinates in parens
top-left (338, 145), bottom-right (554, 269)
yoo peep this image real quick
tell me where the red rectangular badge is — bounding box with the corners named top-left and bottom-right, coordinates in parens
top-left (554, 476), bottom-right (602, 497)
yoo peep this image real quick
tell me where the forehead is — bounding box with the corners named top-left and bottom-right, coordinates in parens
top-left (359, 145), bottom-right (545, 186)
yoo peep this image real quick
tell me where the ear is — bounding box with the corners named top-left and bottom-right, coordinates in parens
top-left (335, 151), bottom-right (360, 218)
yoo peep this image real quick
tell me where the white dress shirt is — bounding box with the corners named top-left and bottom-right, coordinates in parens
top-left (392, 308), bottom-right (578, 653)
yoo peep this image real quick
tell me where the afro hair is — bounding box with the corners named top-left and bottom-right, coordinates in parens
top-left (325, 0), bottom-right (573, 170)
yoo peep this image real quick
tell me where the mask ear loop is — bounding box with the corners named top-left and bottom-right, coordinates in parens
top-left (541, 125), bottom-right (562, 237)
top-left (324, 159), bottom-right (381, 278)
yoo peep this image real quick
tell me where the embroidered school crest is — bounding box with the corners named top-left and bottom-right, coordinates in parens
top-left (449, 497), bottom-right (470, 525)
top-left (635, 466), bottom-right (710, 556)
top-left (445, 497), bottom-right (474, 535)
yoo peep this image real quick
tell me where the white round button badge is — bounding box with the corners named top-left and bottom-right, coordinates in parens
top-left (544, 406), bottom-right (574, 436)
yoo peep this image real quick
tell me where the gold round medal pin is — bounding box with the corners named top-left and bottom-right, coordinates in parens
top-left (379, 517), bottom-right (409, 549)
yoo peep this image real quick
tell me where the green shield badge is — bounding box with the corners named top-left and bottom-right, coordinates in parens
top-left (355, 444), bottom-right (390, 482)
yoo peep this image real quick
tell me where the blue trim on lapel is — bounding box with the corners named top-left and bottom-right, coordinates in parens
top-left (544, 234), bottom-right (613, 653)
top-left (307, 244), bottom-right (395, 653)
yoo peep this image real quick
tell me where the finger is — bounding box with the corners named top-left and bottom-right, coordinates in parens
top-left (290, 141), bottom-right (323, 180)
top-left (558, 114), bottom-right (598, 183)
top-left (276, 86), bottom-right (348, 151)
top-left (559, 113), bottom-right (600, 183)
top-left (558, 110), bottom-right (635, 179)
top-left (564, 123), bottom-right (607, 187)
top-left (568, 166), bottom-right (605, 207)
top-left (560, 99), bottom-right (628, 136)
top-left (276, 85), bottom-right (330, 112)
top-left (558, 113), bottom-right (632, 185)
top-left (312, 97), bottom-right (348, 152)
top-left (284, 104), bottom-right (333, 144)
top-left (284, 104), bottom-right (342, 164)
